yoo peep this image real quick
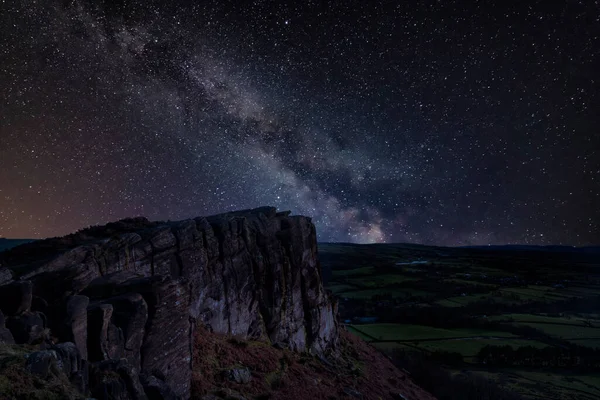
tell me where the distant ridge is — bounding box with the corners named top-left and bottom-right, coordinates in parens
top-left (0, 238), bottom-right (35, 252)
top-left (319, 241), bottom-right (600, 254)
top-left (463, 244), bottom-right (600, 254)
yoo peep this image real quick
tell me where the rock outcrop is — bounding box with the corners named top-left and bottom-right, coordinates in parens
top-left (0, 207), bottom-right (338, 399)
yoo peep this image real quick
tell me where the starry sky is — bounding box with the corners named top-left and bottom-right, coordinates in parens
top-left (1, 0), bottom-right (598, 245)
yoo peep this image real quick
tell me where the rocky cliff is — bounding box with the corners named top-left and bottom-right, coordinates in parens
top-left (0, 207), bottom-right (338, 399)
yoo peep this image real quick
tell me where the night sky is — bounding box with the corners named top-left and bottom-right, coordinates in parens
top-left (1, 0), bottom-right (598, 245)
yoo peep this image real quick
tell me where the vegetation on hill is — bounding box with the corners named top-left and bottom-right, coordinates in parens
top-left (190, 326), bottom-right (433, 400)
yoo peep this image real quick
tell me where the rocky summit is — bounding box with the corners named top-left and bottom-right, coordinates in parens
top-left (0, 207), bottom-right (436, 400)
top-left (0, 207), bottom-right (340, 399)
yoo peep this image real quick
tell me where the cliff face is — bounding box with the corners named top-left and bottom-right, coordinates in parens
top-left (0, 207), bottom-right (338, 399)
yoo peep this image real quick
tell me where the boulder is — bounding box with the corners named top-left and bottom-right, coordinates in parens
top-left (48, 341), bottom-right (89, 393)
top-left (52, 341), bottom-right (82, 376)
top-left (226, 367), bottom-right (251, 384)
top-left (26, 349), bottom-right (61, 379)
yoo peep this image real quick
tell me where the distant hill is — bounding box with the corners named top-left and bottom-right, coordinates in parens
top-left (463, 244), bottom-right (600, 254)
top-left (0, 238), bottom-right (35, 252)
top-left (318, 242), bottom-right (600, 285)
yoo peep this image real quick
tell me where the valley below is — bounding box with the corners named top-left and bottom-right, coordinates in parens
top-left (320, 242), bottom-right (600, 400)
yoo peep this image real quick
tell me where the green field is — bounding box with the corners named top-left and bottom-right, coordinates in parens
top-left (351, 323), bottom-right (544, 360)
top-left (470, 368), bottom-right (600, 400)
top-left (486, 313), bottom-right (600, 347)
top-left (321, 242), bottom-right (600, 399)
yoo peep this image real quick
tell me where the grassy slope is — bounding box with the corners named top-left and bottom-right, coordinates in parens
top-left (190, 326), bottom-right (434, 400)
top-left (0, 344), bottom-right (81, 400)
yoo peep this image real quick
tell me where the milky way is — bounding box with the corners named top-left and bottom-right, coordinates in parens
top-left (1, 0), bottom-right (598, 245)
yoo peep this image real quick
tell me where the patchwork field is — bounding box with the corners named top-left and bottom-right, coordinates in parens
top-left (321, 242), bottom-right (600, 400)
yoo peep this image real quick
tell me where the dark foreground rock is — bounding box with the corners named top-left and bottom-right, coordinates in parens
top-left (0, 207), bottom-right (339, 399)
top-left (0, 310), bottom-right (15, 344)
top-left (0, 280), bottom-right (32, 316)
top-left (5, 311), bottom-right (47, 344)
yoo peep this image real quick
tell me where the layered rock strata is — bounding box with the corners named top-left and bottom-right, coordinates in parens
top-left (0, 207), bottom-right (338, 399)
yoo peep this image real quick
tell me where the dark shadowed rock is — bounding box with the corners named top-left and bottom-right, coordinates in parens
top-left (52, 341), bottom-right (83, 377)
top-left (0, 280), bottom-right (32, 316)
top-left (0, 310), bottom-right (15, 344)
top-left (90, 359), bottom-right (148, 400)
top-left (0, 267), bottom-right (12, 285)
top-left (71, 359), bottom-right (90, 394)
top-left (83, 274), bottom-right (192, 397)
top-left (85, 274), bottom-right (192, 397)
top-left (84, 270), bottom-right (143, 299)
top-left (102, 292), bottom-right (148, 370)
top-left (6, 311), bottom-right (46, 344)
top-left (64, 295), bottom-right (89, 360)
top-left (26, 349), bottom-right (61, 379)
top-left (24, 246), bottom-right (101, 302)
top-left (140, 373), bottom-right (180, 400)
top-left (31, 295), bottom-right (48, 313)
top-left (49, 341), bottom-right (89, 392)
top-left (87, 303), bottom-right (124, 362)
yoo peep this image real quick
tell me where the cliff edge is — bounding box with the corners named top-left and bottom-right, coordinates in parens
top-left (0, 207), bottom-right (338, 398)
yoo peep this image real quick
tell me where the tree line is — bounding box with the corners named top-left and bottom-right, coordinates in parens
top-left (477, 344), bottom-right (600, 370)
